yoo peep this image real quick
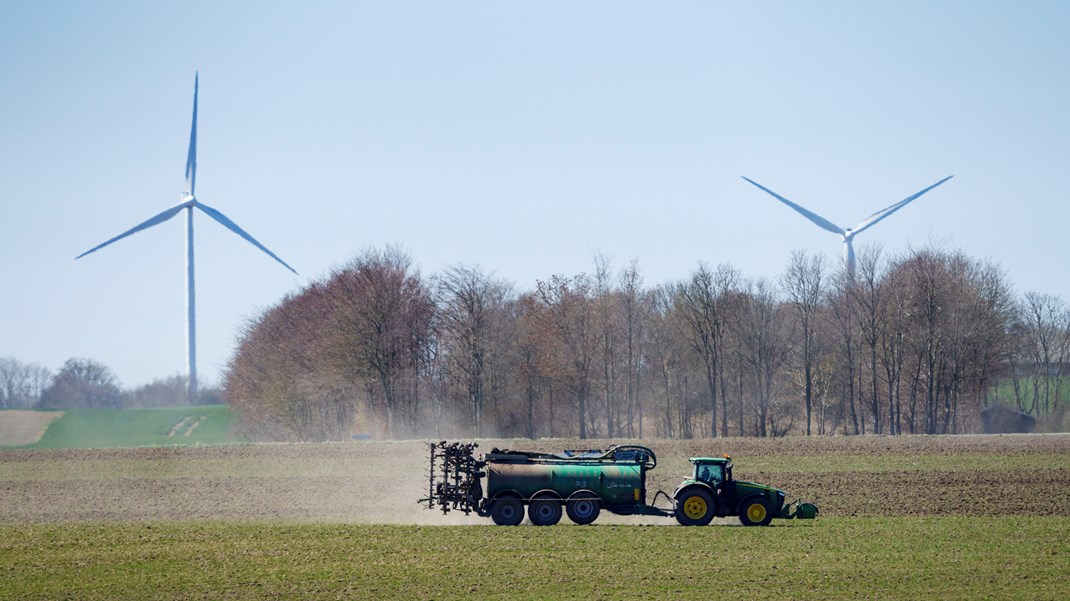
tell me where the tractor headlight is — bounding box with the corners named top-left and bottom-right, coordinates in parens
top-left (776, 491), bottom-right (785, 510)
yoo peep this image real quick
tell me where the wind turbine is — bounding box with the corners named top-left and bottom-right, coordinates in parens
top-left (76, 73), bottom-right (297, 401)
top-left (741, 175), bottom-right (953, 277)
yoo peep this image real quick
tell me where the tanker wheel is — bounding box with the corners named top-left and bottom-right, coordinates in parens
top-left (675, 488), bottom-right (715, 526)
top-left (490, 498), bottom-right (524, 526)
top-left (528, 498), bottom-right (563, 526)
top-left (566, 494), bottom-right (601, 525)
top-left (739, 496), bottom-right (773, 527)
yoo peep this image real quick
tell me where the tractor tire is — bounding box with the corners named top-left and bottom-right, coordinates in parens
top-left (739, 496), bottom-right (774, 527)
top-left (528, 498), bottom-right (563, 526)
top-left (675, 488), bottom-right (716, 526)
top-left (490, 498), bottom-right (524, 526)
top-left (565, 494), bottom-right (601, 525)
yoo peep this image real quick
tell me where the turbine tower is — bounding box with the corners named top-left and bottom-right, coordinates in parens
top-left (77, 73), bottom-right (297, 401)
top-left (741, 175), bottom-right (953, 277)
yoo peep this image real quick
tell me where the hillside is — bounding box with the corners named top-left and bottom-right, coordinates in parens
top-left (0, 405), bottom-right (240, 449)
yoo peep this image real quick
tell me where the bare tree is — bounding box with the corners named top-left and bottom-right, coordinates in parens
top-left (593, 253), bottom-right (622, 437)
top-left (827, 270), bottom-right (862, 435)
top-left (0, 358), bottom-right (52, 409)
top-left (38, 358), bottom-right (121, 409)
top-left (674, 263), bottom-right (738, 438)
top-left (619, 260), bottom-right (647, 437)
top-left (735, 279), bottom-right (791, 437)
top-left (647, 286), bottom-right (681, 438)
top-left (226, 278), bottom-right (361, 441)
top-left (850, 247), bottom-right (889, 434)
top-left (781, 250), bottom-right (827, 435)
top-left (434, 264), bottom-right (515, 436)
top-left (535, 274), bottom-right (597, 439)
top-left (330, 246), bottom-right (434, 438)
top-left (1020, 292), bottom-right (1070, 417)
top-left (124, 375), bottom-right (192, 408)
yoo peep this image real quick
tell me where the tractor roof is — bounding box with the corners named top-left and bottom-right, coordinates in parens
top-left (690, 457), bottom-right (731, 464)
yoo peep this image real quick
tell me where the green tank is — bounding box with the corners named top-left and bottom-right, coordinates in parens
top-left (485, 454), bottom-right (647, 506)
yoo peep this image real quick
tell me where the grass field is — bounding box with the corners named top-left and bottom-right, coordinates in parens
top-left (12, 405), bottom-right (241, 449)
top-left (1, 518), bottom-right (1066, 601)
top-left (1, 435), bottom-right (1068, 599)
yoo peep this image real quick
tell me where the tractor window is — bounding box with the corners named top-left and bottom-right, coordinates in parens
top-left (695, 464), bottom-right (724, 485)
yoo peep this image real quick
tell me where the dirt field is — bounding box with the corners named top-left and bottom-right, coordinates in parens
top-left (1, 434), bottom-right (1067, 524)
top-left (0, 410), bottom-right (62, 447)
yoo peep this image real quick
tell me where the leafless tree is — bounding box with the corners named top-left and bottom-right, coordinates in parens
top-left (434, 264), bottom-right (515, 436)
top-left (38, 358), bottom-right (121, 409)
top-left (1019, 292), bottom-right (1070, 417)
top-left (850, 247), bottom-right (890, 434)
top-left (330, 246), bottom-right (434, 438)
top-left (535, 274), bottom-right (597, 439)
top-left (0, 358), bottom-right (52, 409)
top-left (593, 253), bottom-right (622, 437)
top-left (619, 260), bottom-right (648, 437)
top-left (781, 251), bottom-right (827, 435)
top-left (124, 375), bottom-right (192, 408)
top-left (827, 270), bottom-right (862, 435)
top-left (735, 279), bottom-right (791, 437)
top-left (674, 263), bottom-right (738, 438)
top-left (647, 286), bottom-right (681, 438)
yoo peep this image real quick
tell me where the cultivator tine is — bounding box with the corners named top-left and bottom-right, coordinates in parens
top-left (424, 440), bottom-right (484, 515)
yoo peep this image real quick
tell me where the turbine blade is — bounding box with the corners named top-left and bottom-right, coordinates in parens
top-left (741, 176), bottom-right (844, 234)
top-left (184, 72), bottom-right (198, 197)
top-left (196, 202), bottom-right (299, 275)
top-left (852, 175), bottom-right (954, 235)
top-left (75, 203), bottom-right (188, 259)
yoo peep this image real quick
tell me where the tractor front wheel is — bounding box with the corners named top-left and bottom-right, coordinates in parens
top-left (739, 496), bottom-right (773, 526)
top-left (675, 488), bottom-right (715, 526)
top-left (490, 498), bottom-right (524, 526)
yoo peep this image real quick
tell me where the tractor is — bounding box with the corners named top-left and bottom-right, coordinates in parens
top-left (673, 455), bottom-right (817, 526)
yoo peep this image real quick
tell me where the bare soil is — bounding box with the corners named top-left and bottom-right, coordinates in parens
top-left (0, 411), bottom-right (63, 447)
top-left (1, 434), bottom-right (1067, 524)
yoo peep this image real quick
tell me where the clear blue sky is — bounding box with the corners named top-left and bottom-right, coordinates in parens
top-left (2, 1), bottom-right (1068, 388)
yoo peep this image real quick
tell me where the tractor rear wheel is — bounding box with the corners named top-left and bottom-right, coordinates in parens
top-left (565, 494), bottom-right (601, 525)
top-left (675, 488), bottom-right (715, 526)
top-left (490, 498), bottom-right (524, 526)
top-left (739, 496), bottom-right (773, 526)
top-left (528, 498), bottom-right (563, 526)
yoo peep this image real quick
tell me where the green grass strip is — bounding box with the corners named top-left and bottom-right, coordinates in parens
top-left (1, 518), bottom-right (1066, 600)
top-left (21, 405), bottom-right (241, 449)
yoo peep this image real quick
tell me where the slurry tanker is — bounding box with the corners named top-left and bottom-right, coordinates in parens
top-left (422, 441), bottom-right (818, 526)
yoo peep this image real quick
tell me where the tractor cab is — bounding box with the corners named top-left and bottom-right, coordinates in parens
top-left (691, 456), bottom-right (732, 488)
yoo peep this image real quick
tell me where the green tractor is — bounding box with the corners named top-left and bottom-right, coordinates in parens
top-left (423, 442), bottom-right (817, 526)
top-left (674, 455), bottom-right (817, 526)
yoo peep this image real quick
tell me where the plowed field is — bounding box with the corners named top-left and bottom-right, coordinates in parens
top-left (2, 434), bottom-right (1067, 524)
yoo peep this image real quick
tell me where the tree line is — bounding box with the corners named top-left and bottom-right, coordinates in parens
top-left (0, 357), bottom-right (221, 410)
top-left (224, 243), bottom-right (1069, 441)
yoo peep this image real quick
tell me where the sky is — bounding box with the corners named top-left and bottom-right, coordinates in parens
top-left (1, 1), bottom-right (1068, 389)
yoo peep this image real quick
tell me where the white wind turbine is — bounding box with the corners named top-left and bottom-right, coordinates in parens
top-left (77, 73), bottom-right (298, 401)
top-left (741, 175), bottom-right (953, 277)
